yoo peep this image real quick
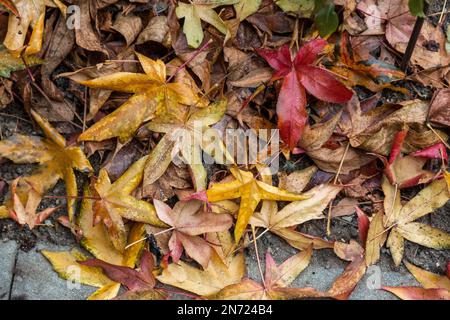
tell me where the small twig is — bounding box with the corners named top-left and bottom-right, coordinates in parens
top-left (427, 123), bottom-right (450, 149)
top-left (400, 12), bottom-right (426, 71)
top-left (251, 225), bottom-right (266, 289)
top-left (333, 142), bottom-right (350, 185)
top-left (326, 201), bottom-right (333, 236)
top-left (124, 227), bottom-right (175, 249)
top-left (438, 0), bottom-right (448, 24)
top-left (166, 39), bottom-right (212, 83)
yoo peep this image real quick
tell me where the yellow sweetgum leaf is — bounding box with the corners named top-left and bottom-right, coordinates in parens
top-left (0, 109), bottom-right (93, 224)
top-left (206, 167), bottom-right (309, 243)
top-left (75, 53), bottom-right (197, 143)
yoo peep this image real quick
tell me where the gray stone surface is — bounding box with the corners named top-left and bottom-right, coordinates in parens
top-left (10, 243), bottom-right (95, 300)
top-left (245, 233), bottom-right (420, 300)
top-left (0, 240), bottom-right (18, 300)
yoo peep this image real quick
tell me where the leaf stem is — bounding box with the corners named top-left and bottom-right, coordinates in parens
top-left (166, 39), bottom-right (212, 83)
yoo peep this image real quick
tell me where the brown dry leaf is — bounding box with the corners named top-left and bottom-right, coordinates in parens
top-left (0, 78), bottom-right (13, 108)
top-left (307, 144), bottom-right (375, 174)
top-left (347, 99), bottom-right (445, 155)
top-left (137, 15), bottom-right (171, 47)
top-left (428, 88), bottom-right (450, 128)
top-left (331, 197), bottom-right (359, 217)
top-left (0, 109), bottom-right (92, 224)
top-left (278, 166), bottom-right (318, 194)
top-left (111, 13), bottom-right (143, 46)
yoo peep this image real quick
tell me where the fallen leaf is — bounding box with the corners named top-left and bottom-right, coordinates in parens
top-left (206, 167), bottom-right (309, 242)
top-left (154, 199), bottom-right (232, 268)
top-left (210, 247), bottom-right (324, 299)
top-left (0, 109), bottom-right (92, 224)
top-left (74, 52), bottom-right (196, 143)
top-left (91, 155), bottom-right (166, 251)
top-left (257, 40), bottom-right (353, 149)
top-left (157, 250), bottom-right (245, 296)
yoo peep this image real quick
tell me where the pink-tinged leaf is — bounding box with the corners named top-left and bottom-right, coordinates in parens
top-left (277, 70), bottom-right (307, 150)
top-left (256, 45), bottom-right (292, 73)
top-left (382, 286), bottom-right (450, 300)
top-left (168, 232), bottom-right (183, 263)
top-left (79, 259), bottom-right (152, 291)
top-left (177, 232), bottom-right (212, 269)
top-left (410, 143), bottom-right (448, 164)
top-left (264, 252), bottom-right (278, 283)
top-left (398, 174), bottom-right (426, 189)
top-left (389, 129), bottom-right (408, 164)
top-left (294, 39), bottom-right (328, 67)
top-left (297, 66), bottom-right (353, 103)
top-left (153, 199), bottom-right (175, 226)
top-left (139, 250), bottom-right (155, 286)
top-left (182, 190), bottom-right (211, 210)
top-left (355, 207), bottom-right (369, 245)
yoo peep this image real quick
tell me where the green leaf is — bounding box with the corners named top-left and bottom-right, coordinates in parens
top-left (0, 45), bottom-right (43, 78)
top-left (276, 0), bottom-right (315, 17)
top-left (314, 2), bottom-right (338, 37)
top-left (234, 0), bottom-right (261, 21)
top-left (408, 0), bottom-right (426, 17)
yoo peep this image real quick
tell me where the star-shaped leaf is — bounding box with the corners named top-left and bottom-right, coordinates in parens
top-left (74, 53), bottom-right (196, 143)
top-left (257, 40), bottom-right (353, 149)
top-left (154, 199), bottom-right (232, 268)
top-left (250, 183), bottom-right (341, 249)
top-left (383, 177), bottom-right (450, 266)
top-left (0, 109), bottom-right (93, 224)
top-left (210, 246), bottom-right (324, 299)
top-left (143, 99), bottom-right (228, 191)
top-left (157, 249), bottom-right (245, 296)
top-left (91, 155), bottom-right (166, 252)
top-left (206, 167), bottom-right (309, 243)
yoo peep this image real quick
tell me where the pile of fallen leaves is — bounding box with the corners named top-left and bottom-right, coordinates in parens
top-left (0, 0), bottom-right (449, 300)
